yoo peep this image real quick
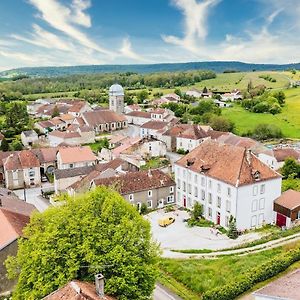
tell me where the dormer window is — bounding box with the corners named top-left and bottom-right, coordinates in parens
top-left (253, 170), bottom-right (261, 181)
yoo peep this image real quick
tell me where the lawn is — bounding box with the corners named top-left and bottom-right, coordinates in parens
top-left (222, 87), bottom-right (300, 138)
top-left (159, 241), bottom-right (300, 299)
top-left (140, 157), bottom-right (169, 170)
top-left (23, 91), bottom-right (78, 100)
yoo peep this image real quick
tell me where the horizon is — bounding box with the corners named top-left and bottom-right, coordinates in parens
top-left (0, 0), bottom-right (300, 71)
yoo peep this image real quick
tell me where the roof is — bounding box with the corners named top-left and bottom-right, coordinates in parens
top-left (126, 111), bottom-right (151, 118)
top-left (59, 113), bottom-right (75, 121)
top-left (273, 148), bottom-right (300, 162)
top-left (4, 150), bottom-right (40, 171)
top-left (150, 108), bottom-right (166, 115)
top-left (109, 135), bottom-right (127, 145)
top-left (109, 83), bottom-right (124, 96)
top-left (36, 120), bottom-right (55, 128)
top-left (275, 189), bottom-right (300, 210)
top-left (83, 110), bottom-right (126, 127)
top-left (253, 269), bottom-right (300, 299)
top-left (58, 146), bottom-right (96, 164)
top-left (207, 130), bottom-right (230, 140)
top-left (55, 166), bottom-right (95, 180)
top-left (0, 208), bottom-right (30, 248)
top-left (49, 130), bottom-right (81, 139)
top-left (22, 130), bottom-right (38, 138)
top-left (177, 125), bottom-right (209, 140)
top-left (93, 169), bottom-right (175, 194)
top-left (141, 120), bottom-right (168, 130)
top-left (39, 147), bottom-right (59, 163)
top-left (175, 140), bottom-right (281, 187)
top-left (0, 194), bottom-right (36, 216)
top-left (43, 280), bottom-right (116, 300)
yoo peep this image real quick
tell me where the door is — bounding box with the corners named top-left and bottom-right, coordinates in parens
top-left (217, 212), bottom-right (221, 225)
top-left (276, 213), bottom-right (286, 227)
top-left (183, 196), bottom-right (186, 208)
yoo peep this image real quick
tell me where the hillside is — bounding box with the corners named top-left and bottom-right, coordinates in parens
top-left (1, 61), bottom-right (300, 78)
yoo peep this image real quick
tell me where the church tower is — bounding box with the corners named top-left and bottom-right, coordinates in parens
top-left (109, 84), bottom-right (124, 114)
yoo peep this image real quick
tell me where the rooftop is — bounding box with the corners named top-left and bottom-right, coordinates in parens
top-left (82, 110), bottom-right (126, 127)
top-left (273, 148), bottom-right (300, 162)
top-left (275, 189), bottom-right (300, 210)
top-left (58, 146), bottom-right (96, 164)
top-left (141, 120), bottom-right (168, 130)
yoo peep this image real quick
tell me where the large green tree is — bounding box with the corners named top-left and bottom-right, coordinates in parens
top-left (5, 187), bottom-right (159, 300)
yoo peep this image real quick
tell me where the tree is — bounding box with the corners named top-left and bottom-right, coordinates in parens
top-left (252, 124), bottom-right (283, 140)
top-left (97, 137), bottom-right (109, 152)
top-left (281, 158), bottom-right (300, 179)
top-left (10, 140), bottom-right (23, 151)
top-left (137, 90), bottom-right (148, 103)
top-left (227, 216), bottom-right (238, 239)
top-left (5, 102), bottom-right (29, 133)
top-left (272, 91), bottom-right (286, 106)
top-left (209, 116), bottom-right (235, 132)
top-left (51, 105), bottom-right (60, 118)
top-left (191, 202), bottom-right (203, 220)
top-left (202, 86), bottom-right (208, 94)
top-left (5, 187), bottom-right (159, 300)
top-left (0, 137), bottom-right (9, 151)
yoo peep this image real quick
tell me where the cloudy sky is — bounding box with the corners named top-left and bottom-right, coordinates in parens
top-left (0, 0), bottom-right (299, 71)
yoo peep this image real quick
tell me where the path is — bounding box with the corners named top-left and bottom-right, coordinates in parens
top-left (163, 232), bottom-right (300, 259)
top-left (153, 284), bottom-right (183, 300)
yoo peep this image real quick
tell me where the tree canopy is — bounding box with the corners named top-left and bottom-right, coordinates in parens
top-left (5, 187), bottom-right (159, 300)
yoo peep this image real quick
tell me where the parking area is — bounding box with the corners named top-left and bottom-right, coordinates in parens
top-left (145, 208), bottom-right (261, 253)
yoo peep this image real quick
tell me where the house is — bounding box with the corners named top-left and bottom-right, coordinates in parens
top-left (214, 99), bottom-right (232, 108)
top-left (35, 120), bottom-right (56, 134)
top-left (185, 88), bottom-right (202, 98)
top-left (82, 110), bottom-right (127, 134)
top-left (161, 93), bottom-right (181, 102)
top-left (126, 111), bottom-right (152, 126)
top-left (21, 130), bottom-right (39, 147)
top-left (174, 140), bottom-right (282, 230)
top-left (253, 268), bottom-right (300, 300)
top-left (273, 147), bottom-right (300, 170)
top-left (273, 189), bottom-right (300, 228)
top-left (108, 135), bottom-right (128, 148)
top-left (3, 150), bottom-right (41, 189)
top-left (0, 199), bottom-right (35, 294)
top-left (92, 169), bottom-right (176, 209)
top-left (140, 120), bottom-right (169, 139)
top-left (54, 165), bottom-right (95, 193)
top-left (149, 108), bottom-right (174, 122)
top-left (33, 147), bottom-right (59, 175)
top-left (43, 274), bottom-right (116, 300)
top-left (221, 89), bottom-right (243, 101)
top-left (124, 103), bottom-right (141, 114)
top-left (176, 125), bottom-right (210, 152)
top-left (57, 146), bottom-right (97, 169)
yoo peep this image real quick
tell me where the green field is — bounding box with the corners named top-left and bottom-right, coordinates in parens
top-left (222, 87), bottom-right (300, 138)
top-left (23, 91), bottom-right (77, 100)
top-left (159, 241), bottom-right (300, 300)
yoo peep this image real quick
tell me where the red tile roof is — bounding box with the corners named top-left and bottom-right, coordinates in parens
top-left (273, 148), bottom-right (300, 162)
top-left (177, 125), bottom-right (208, 140)
top-left (4, 150), bottom-right (40, 171)
top-left (176, 140), bottom-right (280, 186)
top-left (93, 169), bottom-right (175, 194)
top-left (58, 146), bottom-right (96, 164)
top-left (141, 120), bottom-right (168, 130)
top-left (275, 189), bottom-right (300, 210)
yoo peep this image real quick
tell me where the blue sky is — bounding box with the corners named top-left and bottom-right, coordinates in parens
top-left (0, 0), bottom-right (299, 71)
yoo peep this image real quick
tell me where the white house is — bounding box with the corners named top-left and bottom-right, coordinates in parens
top-left (174, 140), bottom-right (282, 230)
top-left (140, 121), bottom-right (169, 139)
top-left (221, 89), bottom-right (243, 101)
top-left (21, 130), bottom-right (39, 147)
top-left (56, 146), bottom-right (97, 170)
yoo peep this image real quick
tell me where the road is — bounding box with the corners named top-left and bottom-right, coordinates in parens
top-left (13, 183), bottom-right (52, 212)
top-left (153, 284), bottom-right (182, 300)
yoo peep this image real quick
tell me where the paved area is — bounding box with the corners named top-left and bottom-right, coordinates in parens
top-left (13, 183), bottom-right (52, 212)
top-left (145, 209), bottom-right (261, 257)
top-left (153, 284), bottom-right (182, 300)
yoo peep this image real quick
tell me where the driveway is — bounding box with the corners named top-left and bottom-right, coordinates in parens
top-left (153, 284), bottom-right (182, 300)
top-left (145, 209), bottom-right (261, 257)
top-left (13, 183), bottom-right (52, 212)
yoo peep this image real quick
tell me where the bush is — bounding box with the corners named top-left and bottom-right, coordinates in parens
top-left (202, 248), bottom-right (300, 300)
top-left (177, 148), bottom-right (187, 155)
top-left (252, 123), bottom-right (283, 140)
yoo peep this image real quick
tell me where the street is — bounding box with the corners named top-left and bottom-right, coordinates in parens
top-left (153, 284), bottom-right (182, 300)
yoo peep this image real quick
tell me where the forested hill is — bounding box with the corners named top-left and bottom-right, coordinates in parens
top-left (1, 61), bottom-right (300, 77)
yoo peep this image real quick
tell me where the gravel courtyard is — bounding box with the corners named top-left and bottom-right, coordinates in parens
top-left (144, 208), bottom-right (261, 254)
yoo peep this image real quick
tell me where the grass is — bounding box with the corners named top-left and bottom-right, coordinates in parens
top-left (222, 87), bottom-right (300, 138)
top-left (140, 157), bottom-right (169, 170)
top-left (159, 241), bottom-right (300, 298)
top-left (23, 91), bottom-right (78, 100)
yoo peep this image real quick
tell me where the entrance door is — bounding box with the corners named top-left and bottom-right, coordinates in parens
top-left (276, 213), bottom-right (286, 227)
top-left (183, 196), bottom-right (186, 207)
top-left (217, 212), bottom-right (221, 225)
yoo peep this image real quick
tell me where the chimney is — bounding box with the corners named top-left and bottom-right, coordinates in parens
top-left (246, 149), bottom-right (252, 165)
top-left (148, 169), bottom-right (152, 178)
top-left (95, 273), bottom-right (105, 298)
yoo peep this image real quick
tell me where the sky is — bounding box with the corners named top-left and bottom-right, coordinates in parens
top-left (0, 0), bottom-right (300, 71)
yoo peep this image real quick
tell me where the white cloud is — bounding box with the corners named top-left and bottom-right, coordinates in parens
top-left (162, 0), bottom-right (220, 53)
top-left (119, 37), bottom-right (147, 62)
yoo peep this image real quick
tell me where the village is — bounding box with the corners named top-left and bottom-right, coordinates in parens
top-left (1, 82), bottom-right (300, 299)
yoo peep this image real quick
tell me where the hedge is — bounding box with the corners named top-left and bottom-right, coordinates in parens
top-left (202, 248), bottom-right (300, 300)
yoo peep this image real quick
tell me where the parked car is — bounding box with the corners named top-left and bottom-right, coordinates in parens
top-left (158, 217), bottom-right (175, 227)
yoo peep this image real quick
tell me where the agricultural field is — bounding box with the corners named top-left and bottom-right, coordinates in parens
top-left (159, 241), bottom-right (300, 300)
top-left (222, 87), bottom-right (300, 138)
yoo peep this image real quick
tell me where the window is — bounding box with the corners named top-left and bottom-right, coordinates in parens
top-left (201, 190), bottom-right (205, 201)
top-left (12, 171), bottom-right (18, 180)
top-left (129, 194), bottom-right (134, 202)
top-left (194, 187), bottom-right (198, 197)
top-left (188, 197), bottom-right (192, 207)
top-left (183, 169), bottom-right (186, 177)
top-left (188, 184), bottom-right (192, 194)
top-left (147, 200), bottom-right (152, 208)
top-left (253, 186), bottom-right (258, 196)
top-left (258, 213), bottom-right (264, 225)
top-left (188, 171), bottom-right (191, 181)
top-left (201, 177), bottom-right (205, 187)
top-left (209, 180), bottom-right (212, 189)
top-left (259, 198), bottom-right (265, 210)
top-left (297, 211), bottom-right (300, 220)
top-left (251, 215), bottom-right (257, 227)
top-left (29, 169), bottom-right (35, 177)
top-left (177, 192), bottom-right (181, 203)
top-left (217, 196), bottom-right (221, 208)
top-left (227, 187), bottom-right (231, 197)
top-left (260, 184), bottom-right (265, 194)
top-left (148, 190), bottom-right (152, 197)
top-left (208, 193), bottom-right (212, 204)
top-left (252, 200), bottom-right (258, 212)
top-left (226, 200), bottom-right (231, 213)
top-left (194, 174), bottom-right (198, 184)
top-left (177, 179), bottom-right (181, 189)
top-left (208, 207), bottom-right (212, 218)
top-left (167, 195), bottom-right (174, 203)
top-left (225, 216), bottom-right (230, 227)
top-left (69, 163), bottom-right (74, 168)
top-left (217, 183), bottom-right (221, 193)
top-left (170, 186), bottom-right (174, 193)
top-left (183, 182), bottom-right (186, 192)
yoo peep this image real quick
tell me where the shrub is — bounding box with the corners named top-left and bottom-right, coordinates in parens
top-left (202, 248), bottom-right (300, 300)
